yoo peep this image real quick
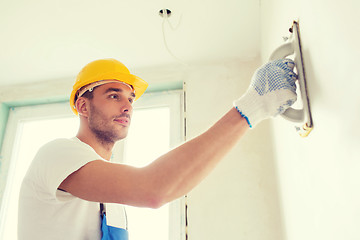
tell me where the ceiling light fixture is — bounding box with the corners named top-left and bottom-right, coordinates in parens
top-left (158, 8), bottom-right (188, 66)
top-left (159, 9), bottom-right (172, 18)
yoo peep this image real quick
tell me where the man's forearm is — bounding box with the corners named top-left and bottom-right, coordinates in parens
top-left (144, 107), bottom-right (249, 206)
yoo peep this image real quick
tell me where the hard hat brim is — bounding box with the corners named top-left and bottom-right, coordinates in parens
top-left (70, 72), bottom-right (148, 115)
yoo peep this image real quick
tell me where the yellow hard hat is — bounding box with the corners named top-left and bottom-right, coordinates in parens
top-left (70, 58), bottom-right (148, 115)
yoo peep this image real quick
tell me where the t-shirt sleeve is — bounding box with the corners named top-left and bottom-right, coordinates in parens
top-left (30, 138), bottom-right (104, 202)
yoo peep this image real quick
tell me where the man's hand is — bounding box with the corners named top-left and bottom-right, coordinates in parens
top-left (233, 59), bottom-right (297, 128)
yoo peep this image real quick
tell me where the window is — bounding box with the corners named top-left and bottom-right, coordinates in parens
top-left (0, 91), bottom-right (185, 240)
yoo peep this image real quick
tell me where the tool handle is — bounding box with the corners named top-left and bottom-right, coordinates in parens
top-left (269, 42), bottom-right (293, 60)
top-left (269, 40), bottom-right (304, 122)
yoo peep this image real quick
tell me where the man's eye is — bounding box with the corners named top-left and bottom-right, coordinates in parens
top-left (109, 94), bottom-right (119, 99)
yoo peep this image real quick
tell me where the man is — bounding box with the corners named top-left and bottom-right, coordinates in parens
top-left (18, 58), bottom-right (297, 239)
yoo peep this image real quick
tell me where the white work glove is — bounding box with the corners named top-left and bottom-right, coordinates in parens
top-left (233, 59), bottom-right (297, 128)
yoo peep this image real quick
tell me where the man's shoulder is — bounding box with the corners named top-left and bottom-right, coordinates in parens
top-left (35, 137), bottom-right (98, 161)
top-left (39, 137), bottom-right (83, 151)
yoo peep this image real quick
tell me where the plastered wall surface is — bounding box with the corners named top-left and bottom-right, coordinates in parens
top-left (260, 0), bottom-right (360, 239)
top-left (185, 60), bottom-right (285, 240)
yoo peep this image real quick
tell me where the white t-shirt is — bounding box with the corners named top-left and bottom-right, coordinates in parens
top-left (18, 137), bottom-right (127, 240)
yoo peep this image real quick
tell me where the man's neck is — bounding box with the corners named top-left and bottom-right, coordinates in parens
top-left (76, 133), bottom-right (114, 161)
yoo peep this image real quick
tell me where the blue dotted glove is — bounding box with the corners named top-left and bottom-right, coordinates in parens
top-left (233, 59), bottom-right (297, 128)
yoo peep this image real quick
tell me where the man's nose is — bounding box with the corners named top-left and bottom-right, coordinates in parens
top-left (121, 101), bottom-right (132, 113)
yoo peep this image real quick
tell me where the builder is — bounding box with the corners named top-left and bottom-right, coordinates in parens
top-left (18, 58), bottom-right (297, 239)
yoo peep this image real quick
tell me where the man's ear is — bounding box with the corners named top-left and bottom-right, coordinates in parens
top-left (75, 97), bottom-right (89, 117)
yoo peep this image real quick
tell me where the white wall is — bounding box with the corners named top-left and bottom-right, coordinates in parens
top-left (185, 59), bottom-right (285, 240)
top-left (260, 1), bottom-right (360, 239)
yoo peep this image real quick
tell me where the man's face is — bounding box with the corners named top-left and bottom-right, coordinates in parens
top-left (87, 81), bottom-right (135, 144)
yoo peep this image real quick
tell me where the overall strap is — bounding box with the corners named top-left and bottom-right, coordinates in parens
top-left (100, 203), bottom-right (106, 216)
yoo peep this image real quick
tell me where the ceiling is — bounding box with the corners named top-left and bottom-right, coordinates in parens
top-left (0, 0), bottom-right (260, 87)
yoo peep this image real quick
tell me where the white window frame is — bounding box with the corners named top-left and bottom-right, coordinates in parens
top-left (0, 90), bottom-right (186, 240)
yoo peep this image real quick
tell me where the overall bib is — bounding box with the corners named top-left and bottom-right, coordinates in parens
top-left (100, 203), bottom-right (129, 240)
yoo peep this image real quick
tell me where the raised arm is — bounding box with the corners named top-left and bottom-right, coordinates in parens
top-left (59, 59), bottom-right (297, 208)
top-left (59, 108), bottom-right (247, 208)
